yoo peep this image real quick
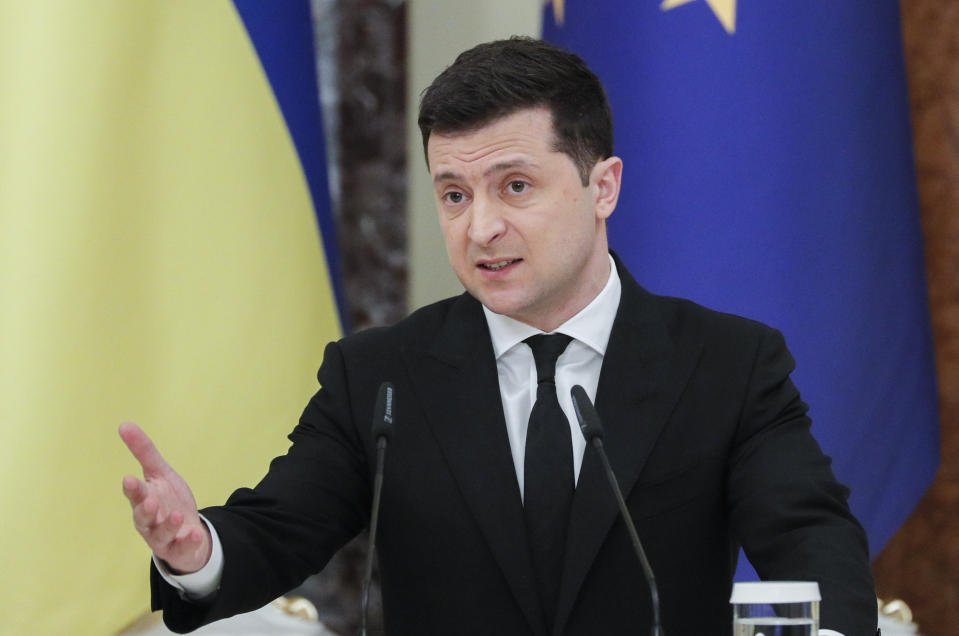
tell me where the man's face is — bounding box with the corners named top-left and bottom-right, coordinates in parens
top-left (427, 108), bottom-right (621, 332)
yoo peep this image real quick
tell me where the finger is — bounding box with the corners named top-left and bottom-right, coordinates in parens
top-left (121, 475), bottom-right (148, 507)
top-left (135, 501), bottom-right (185, 548)
top-left (153, 512), bottom-right (189, 551)
top-left (170, 526), bottom-right (205, 556)
top-left (173, 516), bottom-right (197, 544)
top-left (131, 495), bottom-right (157, 531)
top-left (160, 519), bottom-right (210, 571)
top-left (118, 422), bottom-right (170, 477)
top-left (185, 525), bottom-right (212, 568)
top-left (131, 495), bottom-right (162, 534)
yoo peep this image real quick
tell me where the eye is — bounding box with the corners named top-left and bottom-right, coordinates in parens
top-left (507, 180), bottom-right (529, 194)
top-left (443, 191), bottom-right (465, 205)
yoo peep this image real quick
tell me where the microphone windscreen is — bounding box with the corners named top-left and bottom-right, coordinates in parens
top-left (570, 384), bottom-right (604, 442)
top-left (371, 381), bottom-right (395, 441)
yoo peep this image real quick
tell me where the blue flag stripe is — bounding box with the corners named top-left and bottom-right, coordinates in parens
top-left (233, 0), bottom-right (347, 330)
top-left (544, 0), bottom-right (939, 562)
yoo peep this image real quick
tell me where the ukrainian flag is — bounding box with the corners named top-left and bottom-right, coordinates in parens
top-left (0, 2), bottom-right (341, 633)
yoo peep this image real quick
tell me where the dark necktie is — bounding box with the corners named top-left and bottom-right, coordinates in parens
top-left (523, 333), bottom-right (574, 626)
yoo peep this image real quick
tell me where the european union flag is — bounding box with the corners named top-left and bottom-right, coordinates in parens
top-left (544, 0), bottom-right (939, 571)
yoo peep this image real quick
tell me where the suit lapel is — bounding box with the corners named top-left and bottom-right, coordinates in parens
top-left (403, 294), bottom-right (547, 636)
top-left (553, 263), bottom-right (703, 635)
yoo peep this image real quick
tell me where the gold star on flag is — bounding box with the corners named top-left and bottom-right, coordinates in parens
top-left (661, 0), bottom-right (737, 34)
top-left (545, 0), bottom-right (565, 25)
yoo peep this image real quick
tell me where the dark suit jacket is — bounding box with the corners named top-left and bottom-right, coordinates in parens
top-left (153, 258), bottom-right (877, 635)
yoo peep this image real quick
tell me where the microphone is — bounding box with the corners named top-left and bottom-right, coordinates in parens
top-left (362, 382), bottom-right (394, 636)
top-left (570, 385), bottom-right (664, 636)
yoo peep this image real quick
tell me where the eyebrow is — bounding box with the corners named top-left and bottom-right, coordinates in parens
top-left (432, 159), bottom-right (536, 184)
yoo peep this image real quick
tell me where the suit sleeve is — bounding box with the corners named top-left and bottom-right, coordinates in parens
top-left (151, 340), bottom-right (372, 634)
top-left (726, 327), bottom-right (877, 636)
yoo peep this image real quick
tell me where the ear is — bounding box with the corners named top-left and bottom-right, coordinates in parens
top-left (590, 156), bottom-right (623, 221)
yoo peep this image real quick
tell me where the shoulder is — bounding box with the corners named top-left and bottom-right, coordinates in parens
top-left (335, 292), bottom-right (479, 356)
top-left (615, 268), bottom-right (794, 384)
top-left (653, 293), bottom-right (779, 344)
top-left (306, 293), bottom-right (481, 430)
top-left (614, 253), bottom-right (780, 352)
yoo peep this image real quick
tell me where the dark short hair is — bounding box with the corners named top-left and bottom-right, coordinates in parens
top-left (417, 37), bottom-right (613, 185)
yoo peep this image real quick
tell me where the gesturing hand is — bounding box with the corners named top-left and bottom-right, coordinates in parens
top-left (119, 422), bottom-right (212, 574)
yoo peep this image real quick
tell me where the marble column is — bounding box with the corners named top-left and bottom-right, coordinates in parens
top-left (871, 3), bottom-right (959, 634)
top-left (290, 2), bottom-right (407, 635)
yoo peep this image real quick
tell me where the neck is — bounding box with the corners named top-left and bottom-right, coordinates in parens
top-left (525, 252), bottom-right (613, 332)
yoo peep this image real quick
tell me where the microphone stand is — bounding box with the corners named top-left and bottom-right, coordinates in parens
top-left (361, 436), bottom-right (387, 636)
top-left (571, 385), bottom-right (664, 636)
top-left (361, 382), bottom-right (394, 636)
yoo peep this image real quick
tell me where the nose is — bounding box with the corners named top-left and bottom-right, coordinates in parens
top-left (467, 195), bottom-right (507, 246)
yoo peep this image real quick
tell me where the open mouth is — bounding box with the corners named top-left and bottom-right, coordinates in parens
top-left (479, 259), bottom-right (521, 271)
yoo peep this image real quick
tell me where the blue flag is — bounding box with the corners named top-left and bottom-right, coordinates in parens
top-left (544, 0), bottom-right (939, 570)
top-left (234, 0), bottom-right (347, 329)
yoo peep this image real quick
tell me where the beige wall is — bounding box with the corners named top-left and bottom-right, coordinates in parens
top-left (406, 0), bottom-right (542, 309)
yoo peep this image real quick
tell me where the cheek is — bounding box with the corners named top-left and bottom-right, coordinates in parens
top-left (439, 221), bottom-right (468, 259)
top-left (551, 196), bottom-right (594, 238)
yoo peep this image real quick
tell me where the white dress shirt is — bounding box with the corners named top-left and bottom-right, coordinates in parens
top-left (483, 254), bottom-right (620, 498)
top-left (161, 255), bottom-right (621, 598)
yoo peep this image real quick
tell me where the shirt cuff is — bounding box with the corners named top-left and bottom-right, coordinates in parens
top-left (152, 514), bottom-right (224, 601)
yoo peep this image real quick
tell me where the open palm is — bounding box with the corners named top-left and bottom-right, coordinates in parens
top-left (119, 422), bottom-right (211, 574)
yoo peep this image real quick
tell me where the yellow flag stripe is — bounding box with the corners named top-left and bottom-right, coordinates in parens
top-left (0, 2), bottom-right (340, 633)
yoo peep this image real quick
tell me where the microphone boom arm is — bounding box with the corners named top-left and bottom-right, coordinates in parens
top-left (571, 384), bottom-right (664, 636)
top-left (590, 436), bottom-right (663, 636)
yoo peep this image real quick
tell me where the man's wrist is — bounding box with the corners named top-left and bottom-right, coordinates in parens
top-left (153, 515), bottom-right (224, 600)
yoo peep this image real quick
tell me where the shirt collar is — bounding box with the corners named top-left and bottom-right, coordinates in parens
top-left (483, 254), bottom-right (621, 359)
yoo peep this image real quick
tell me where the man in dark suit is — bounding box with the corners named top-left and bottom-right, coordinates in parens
top-left (121, 38), bottom-right (878, 634)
